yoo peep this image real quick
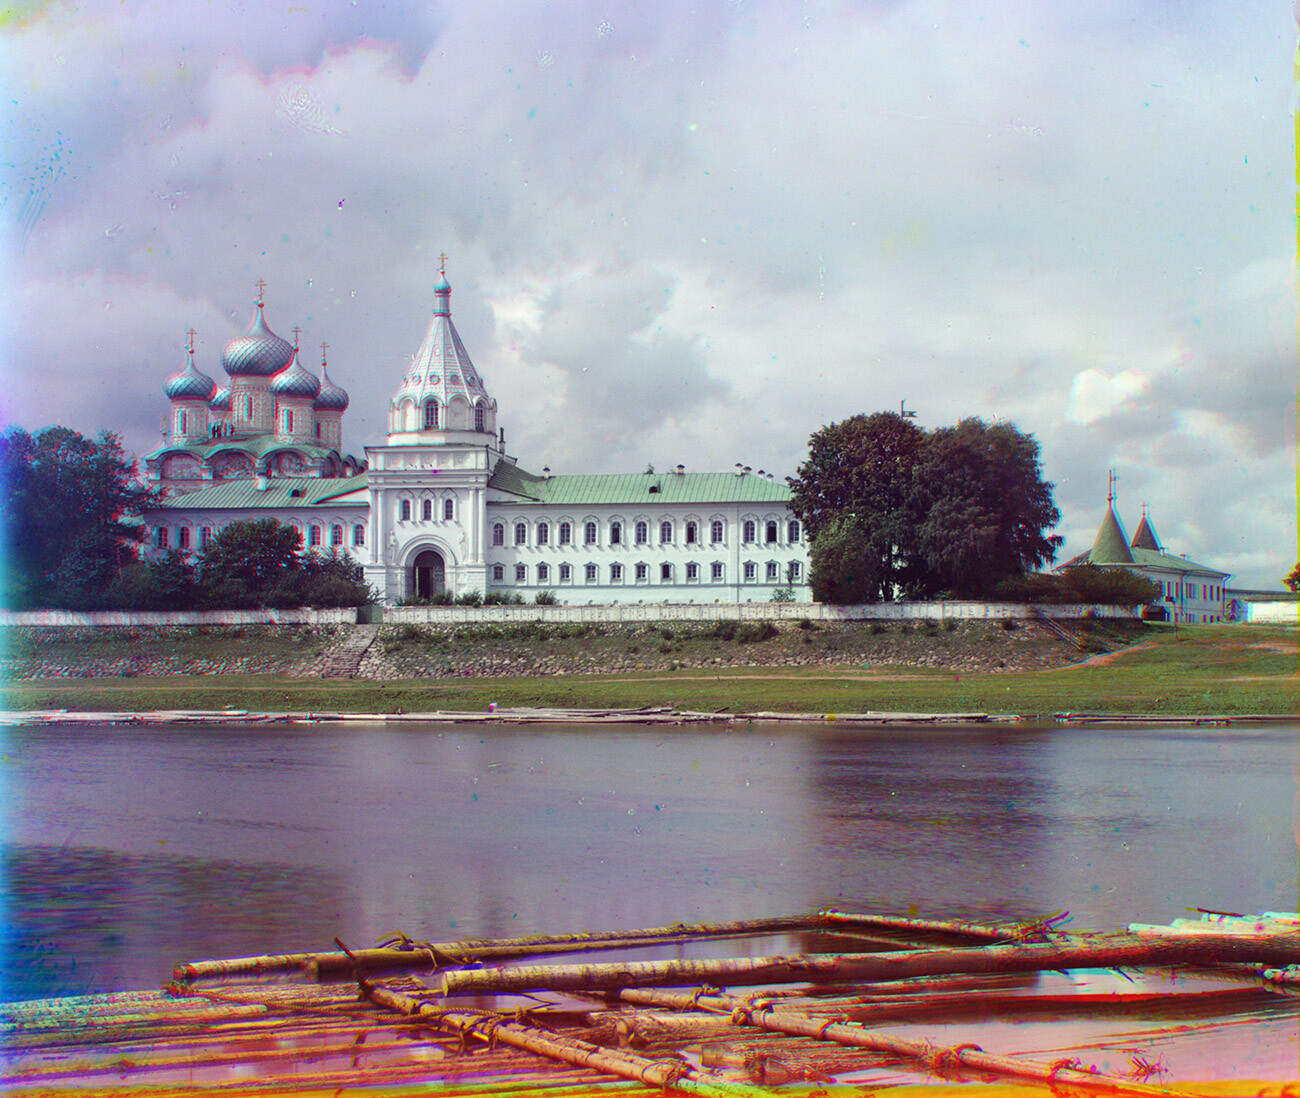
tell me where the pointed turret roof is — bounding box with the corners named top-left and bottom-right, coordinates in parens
top-left (1130, 511), bottom-right (1161, 551)
top-left (389, 260), bottom-right (491, 433)
top-left (1088, 506), bottom-right (1134, 565)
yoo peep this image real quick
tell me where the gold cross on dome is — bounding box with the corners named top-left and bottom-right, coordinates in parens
top-left (186, 327), bottom-right (197, 355)
top-left (292, 325), bottom-right (302, 349)
top-left (320, 340), bottom-right (329, 365)
top-left (438, 251), bottom-right (448, 274)
top-left (255, 278), bottom-right (267, 304)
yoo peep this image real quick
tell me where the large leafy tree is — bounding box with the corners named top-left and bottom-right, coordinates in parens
top-left (788, 412), bottom-right (1061, 604)
top-left (1284, 561), bottom-right (1300, 593)
top-left (198, 519), bottom-right (306, 608)
top-left (914, 419), bottom-right (1062, 597)
top-left (787, 412), bottom-right (926, 601)
top-left (0, 426), bottom-right (153, 608)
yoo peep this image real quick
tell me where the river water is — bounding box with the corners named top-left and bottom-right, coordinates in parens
top-left (2, 720), bottom-right (1296, 1001)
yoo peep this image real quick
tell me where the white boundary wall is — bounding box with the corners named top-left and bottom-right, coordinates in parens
top-left (0, 608), bottom-right (356, 627)
top-left (0, 602), bottom-right (1138, 628)
top-left (1235, 600), bottom-right (1299, 624)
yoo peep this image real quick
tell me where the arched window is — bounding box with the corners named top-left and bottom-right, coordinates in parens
top-left (443, 498), bottom-right (454, 521)
top-left (474, 401), bottom-right (486, 431)
top-left (424, 400), bottom-right (439, 428)
top-left (743, 520), bottom-right (756, 543)
top-left (177, 527), bottom-right (190, 549)
top-left (353, 524), bottom-right (365, 546)
top-left (660, 521), bottom-right (672, 543)
top-left (400, 499), bottom-right (411, 521)
top-left (711, 520), bottom-right (724, 544)
top-left (685, 521), bottom-right (697, 544)
top-left (635, 521), bottom-right (648, 544)
top-left (515, 522), bottom-right (527, 546)
top-left (765, 521), bottom-right (778, 544)
top-left (492, 523), bottom-right (504, 546)
top-left (559, 521), bottom-right (572, 545)
top-left (330, 524), bottom-right (343, 547)
top-left (610, 521), bottom-right (622, 545)
top-left (245, 395), bottom-right (254, 420)
top-left (422, 499), bottom-right (433, 521)
top-left (316, 422), bottom-right (322, 438)
top-left (178, 411), bottom-right (187, 434)
top-left (308, 525), bottom-right (322, 547)
top-left (200, 527), bottom-right (212, 547)
top-left (285, 410), bottom-right (294, 433)
top-left (584, 521), bottom-right (597, 545)
top-left (788, 520), bottom-right (800, 543)
top-left (537, 522), bottom-right (550, 545)
top-left (157, 527), bottom-right (169, 549)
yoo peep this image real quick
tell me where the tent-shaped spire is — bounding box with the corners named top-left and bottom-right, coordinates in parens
top-left (1130, 510), bottom-right (1161, 551)
top-left (1088, 506), bottom-right (1134, 565)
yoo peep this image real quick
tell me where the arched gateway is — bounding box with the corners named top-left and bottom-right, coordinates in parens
top-left (412, 550), bottom-right (445, 600)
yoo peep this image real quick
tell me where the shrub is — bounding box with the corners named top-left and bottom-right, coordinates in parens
top-left (711, 620), bottom-right (739, 641)
top-left (918, 618), bottom-right (939, 635)
top-left (868, 621), bottom-right (885, 634)
top-left (942, 617), bottom-right (958, 632)
top-left (484, 591), bottom-right (526, 605)
top-left (455, 591), bottom-right (483, 606)
top-left (1000, 617), bottom-right (1019, 631)
top-left (770, 586), bottom-right (795, 603)
top-left (534, 590), bottom-right (558, 605)
top-left (736, 621), bottom-right (778, 644)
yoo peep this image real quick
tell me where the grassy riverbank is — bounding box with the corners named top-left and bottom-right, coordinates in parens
top-left (4, 623), bottom-right (1295, 719)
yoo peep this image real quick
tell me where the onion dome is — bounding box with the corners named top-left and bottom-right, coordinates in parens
top-left (164, 350), bottom-right (216, 401)
top-left (209, 385), bottom-right (232, 411)
top-left (314, 362), bottom-right (349, 411)
top-left (221, 301), bottom-right (294, 377)
top-left (270, 348), bottom-right (321, 399)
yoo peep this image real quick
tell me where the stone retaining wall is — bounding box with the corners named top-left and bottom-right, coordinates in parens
top-left (0, 608), bottom-right (356, 627)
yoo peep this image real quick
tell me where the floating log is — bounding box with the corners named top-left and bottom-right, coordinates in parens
top-left (614, 986), bottom-right (1201, 1097)
top-left (438, 929), bottom-right (1300, 996)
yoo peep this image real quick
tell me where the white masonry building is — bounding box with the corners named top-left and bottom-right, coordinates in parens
top-left (145, 268), bottom-right (810, 605)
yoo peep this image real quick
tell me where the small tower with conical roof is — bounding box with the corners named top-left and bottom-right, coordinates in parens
top-left (1088, 470), bottom-right (1134, 565)
top-left (164, 329), bottom-right (215, 443)
top-left (222, 280), bottom-right (295, 434)
top-left (1130, 506), bottom-right (1161, 552)
top-left (387, 256), bottom-right (498, 443)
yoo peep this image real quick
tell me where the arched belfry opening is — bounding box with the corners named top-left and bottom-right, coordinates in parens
top-left (412, 550), bottom-right (445, 600)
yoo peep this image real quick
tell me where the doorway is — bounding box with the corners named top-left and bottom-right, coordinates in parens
top-left (413, 550), bottom-right (445, 600)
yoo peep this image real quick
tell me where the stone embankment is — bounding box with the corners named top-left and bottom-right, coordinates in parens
top-left (1, 619), bottom-right (1146, 682)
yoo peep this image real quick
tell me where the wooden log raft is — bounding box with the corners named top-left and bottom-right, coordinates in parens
top-left (438, 929), bottom-right (1300, 996)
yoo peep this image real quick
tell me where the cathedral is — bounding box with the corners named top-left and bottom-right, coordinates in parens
top-left (143, 265), bottom-right (810, 605)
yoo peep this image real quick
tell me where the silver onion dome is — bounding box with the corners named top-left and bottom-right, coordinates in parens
top-left (313, 363), bottom-right (349, 411)
top-left (221, 303), bottom-right (294, 377)
top-left (163, 353), bottom-right (216, 401)
top-left (209, 385), bottom-right (232, 411)
top-left (270, 349), bottom-right (321, 398)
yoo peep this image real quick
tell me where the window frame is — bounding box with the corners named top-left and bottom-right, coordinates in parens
top-left (711, 520), bottom-right (724, 544)
top-left (537, 522), bottom-right (550, 546)
top-left (514, 521), bottom-right (528, 546)
top-left (400, 499), bottom-right (411, 522)
top-left (492, 522), bottom-right (505, 547)
top-left (444, 498), bottom-right (454, 521)
top-left (584, 521), bottom-right (598, 545)
top-left (422, 498), bottom-right (433, 521)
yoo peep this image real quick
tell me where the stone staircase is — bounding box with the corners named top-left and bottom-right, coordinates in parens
top-left (320, 624), bottom-right (380, 678)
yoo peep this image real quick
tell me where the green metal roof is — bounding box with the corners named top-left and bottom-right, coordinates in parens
top-left (1128, 547), bottom-right (1225, 577)
top-left (151, 474), bottom-right (368, 511)
top-left (145, 435), bottom-right (346, 462)
top-left (1130, 513), bottom-right (1161, 551)
top-left (488, 461), bottom-right (792, 506)
top-left (1088, 507), bottom-right (1134, 565)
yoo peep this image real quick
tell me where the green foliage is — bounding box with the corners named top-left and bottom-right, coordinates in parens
top-left (483, 591), bottom-right (526, 605)
top-left (455, 591), bottom-right (484, 606)
top-left (1285, 561), bottom-right (1300, 593)
top-left (735, 621), bottom-right (778, 644)
top-left (995, 565), bottom-right (1159, 606)
top-left (808, 513), bottom-right (884, 605)
top-left (534, 590), bottom-right (558, 605)
top-left (1, 426), bottom-right (154, 608)
top-left (790, 413), bottom-right (1061, 603)
top-left (770, 586), bottom-right (795, 603)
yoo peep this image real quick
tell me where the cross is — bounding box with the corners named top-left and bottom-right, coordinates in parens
top-left (292, 325), bottom-right (302, 349)
top-left (438, 251), bottom-right (448, 275)
top-left (255, 278), bottom-right (267, 304)
top-left (1107, 469), bottom-right (1119, 505)
top-left (186, 327), bottom-right (197, 356)
top-left (320, 340), bottom-right (329, 366)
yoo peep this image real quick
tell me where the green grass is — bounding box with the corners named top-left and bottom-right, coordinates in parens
top-left (4, 625), bottom-right (1295, 719)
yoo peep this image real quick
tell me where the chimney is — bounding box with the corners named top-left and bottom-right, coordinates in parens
top-left (735, 463), bottom-right (744, 476)
top-left (676, 463), bottom-right (685, 476)
top-left (542, 465), bottom-right (551, 479)
top-left (254, 474), bottom-right (269, 491)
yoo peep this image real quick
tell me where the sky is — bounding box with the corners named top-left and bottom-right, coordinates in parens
top-left (1, 0), bottom-right (1294, 588)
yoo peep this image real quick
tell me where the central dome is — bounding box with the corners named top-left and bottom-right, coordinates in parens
top-left (222, 303), bottom-right (294, 377)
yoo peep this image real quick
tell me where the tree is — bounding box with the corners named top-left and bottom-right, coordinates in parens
top-left (297, 551), bottom-right (376, 608)
top-left (808, 513), bottom-right (884, 604)
top-left (1285, 561), bottom-right (1300, 593)
top-left (788, 412), bottom-right (1062, 604)
top-left (0, 426), bottom-right (153, 608)
top-left (198, 519), bottom-right (306, 608)
top-left (914, 419), bottom-right (1062, 597)
top-left (787, 412), bottom-right (926, 601)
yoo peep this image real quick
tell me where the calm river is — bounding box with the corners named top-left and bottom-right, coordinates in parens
top-left (2, 720), bottom-right (1296, 1001)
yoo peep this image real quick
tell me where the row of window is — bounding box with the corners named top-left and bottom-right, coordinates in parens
top-left (399, 498), bottom-right (456, 522)
top-left (490, 560), bottom-right (802, 585)
top-left (422, 399), bottom-right (488, 431)
top-left (1156, 579), bottom-right (1223, 602)
top-left (156, 523), bottom-right (366, 551)
top-left (492, 518), bottom-right (800, 549)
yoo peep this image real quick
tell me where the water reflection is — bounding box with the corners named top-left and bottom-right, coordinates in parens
top-left (1, 721), bottom-right (1295, 999)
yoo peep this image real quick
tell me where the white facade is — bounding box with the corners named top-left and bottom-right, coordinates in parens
top-left (148, 269), bottom-right (811, 605)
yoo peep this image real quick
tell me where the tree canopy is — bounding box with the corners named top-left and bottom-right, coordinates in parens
top-left (1, 426), bottom-right (153, 608)
top-left (788, 412), bottom-right (1062, 603)
top-left (1285, 561), bottom-right (1300, 593)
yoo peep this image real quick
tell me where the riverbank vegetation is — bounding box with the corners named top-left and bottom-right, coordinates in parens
top-left (4, 623), bottom-right (1294, 719)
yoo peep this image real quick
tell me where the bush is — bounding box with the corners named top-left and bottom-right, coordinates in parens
top-left (534, 590), bottom-right (558, 605)
top-left (711, 620), bottom-right (739, 641)
top-left (797, 617), bottom-right (814, 631)
top-left (942, 617), bottom-right (959, 632)
top-left (484, 591), bottom-right (526, 605)
top-left (455, 591), bottom-right (483, 606)
top-left (736, 621), bottom-right (778, 644)
top-left (770, 586), bottom-right (795, 603)
top-left (918, 618), bottom-right (938, 635)
top-left (1000, 617), bottom-right (1019, 631)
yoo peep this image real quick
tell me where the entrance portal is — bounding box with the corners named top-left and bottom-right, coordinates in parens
top-left (412, 550), bottom-right (446, 600)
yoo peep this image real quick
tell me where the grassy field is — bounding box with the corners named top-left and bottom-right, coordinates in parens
top-left (4, 623), bottom-right (1295, 719)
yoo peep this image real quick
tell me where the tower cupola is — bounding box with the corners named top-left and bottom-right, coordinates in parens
top-left (164, 330), bottom-right (214, 442)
